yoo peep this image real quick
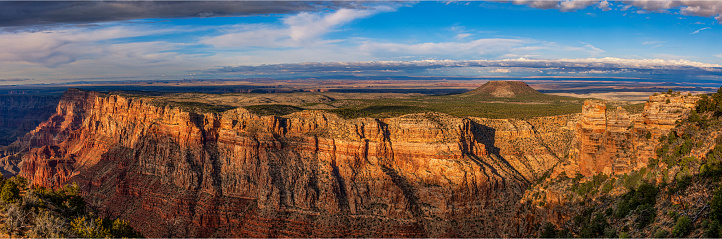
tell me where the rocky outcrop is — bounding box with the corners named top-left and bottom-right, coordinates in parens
top-left (14, 89), bottom-right (576, 237)
top-left (561, 93), bottom-right (698, 177)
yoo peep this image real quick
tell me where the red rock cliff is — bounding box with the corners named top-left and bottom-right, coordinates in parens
top-left (568, 93), bottom-right (698, 177)
top-left (16, 90), bottom-right (573, 237)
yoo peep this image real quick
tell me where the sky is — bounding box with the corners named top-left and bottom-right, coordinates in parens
top-left (1, 0), bottom-right (722, 85)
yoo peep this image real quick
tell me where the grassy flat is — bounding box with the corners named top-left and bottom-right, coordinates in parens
top-left (325, 81), bottom-right (588, 119)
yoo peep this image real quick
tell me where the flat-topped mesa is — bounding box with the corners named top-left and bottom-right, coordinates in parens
top-left (568, 93), bottom-right (699, 177)
top-left (464, 81), bottom-right (543, 98)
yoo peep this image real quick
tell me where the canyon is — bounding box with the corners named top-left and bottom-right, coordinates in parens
top-left (0, 95), bottom-right (59, 150)
top-left (0, 84), bottom-right (697, 237)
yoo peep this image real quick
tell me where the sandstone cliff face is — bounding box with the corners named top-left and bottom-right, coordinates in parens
top-left (563, 94), bottom-right (698, 177)
top-left (13, 89), bottom-right (695, 237)
top-left (15, 89), bottom-right (575, 237)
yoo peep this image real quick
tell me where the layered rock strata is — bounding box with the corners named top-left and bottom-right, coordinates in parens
top-left (561, 94), bottom-right (698, 177)
top-left (15, 89), bottom-right (571, 237)
top-left (11, 89), bottom-right (697, 237)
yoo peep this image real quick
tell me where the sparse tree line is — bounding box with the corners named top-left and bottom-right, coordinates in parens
top-left (0, 175), bottom-right (142, 238)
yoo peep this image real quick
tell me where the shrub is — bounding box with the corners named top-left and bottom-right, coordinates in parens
top-left (601, 178), bottom-right (616, 194)
top-left (659, 135), bottom-right (667, 143)
top-left (71, 216), bottom-right (111, 238)
top-left (1, 180), bottom-right (20, 204)
top-left (672, 215), bottom-right (692, 237)
top-left (680, 156), bottom-right (696, 168)
top-left (635, 204), bottom-right (656, 229)
top-left (705, 220), bottom-right (721, 238)
top-left (578, 213), bottom-right (609, 238)
top-left (669, 174), bottom-right (693, 195)
top-left (689, 110), bottom-right (702, 124)
top-left (540, 222), bottom-right (557, 238)
top-left (648, 157), bottom-right (658, 169)
top-left (668, 131), bottom-right (677, 144)
top-left (29, 211), bottom-right (68, 238)
top-left (668, 210), bottom-right (678, 220)
top-left (3, 203), bottom-right (27, 236)
top-left (711, 187), bottom-right (722, 221)
top-left (697, 94), bottom-right (714, 113)
top-left (111, 219), bottom-right (142, 238)
top-left (702, 160), bottom-right (722, 179)
top-left (603, 227), bottom-right (617, 238)
top-left (653, 228), bottom-right (669, 238)
top-left (656, 144), bottom-right (668, 158)
top-left (645, 132), bottom-right (652, 140)
top-left (616, 182), bottom-right (658, 218)
top-left (244, 104), bottom-right (303, 116)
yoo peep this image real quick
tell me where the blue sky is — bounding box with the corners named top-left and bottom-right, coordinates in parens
top-left (0, 1), bottom-right (721, 85)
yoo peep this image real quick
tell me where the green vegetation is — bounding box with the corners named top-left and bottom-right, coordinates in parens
top-left (244, 104), bottom-right (303, 116)
top-left (324, 91), bottom-right (586, 119)
top-left (570, 174), bottom-right (608, 197)
top-left (1, 180), bottom-right (20, 204)
top-left (130, 81), bottom-right (589, 119)
top-left (622, 103), bottom-right (646, 114)
top-left (158, 101), bottom-right (236, 113)
top-left (672, 215), bottom-right (693, 237)
top-left (0, 176), bottom-right (142, 238)
top-left (615, 183), bottom-right (658, 228)
top-left (668, 174), bottom-right (693, 195)
top-left (574, 209), bottom-right (612, 238)
top-left (711, 187), bottom-right (722, 221)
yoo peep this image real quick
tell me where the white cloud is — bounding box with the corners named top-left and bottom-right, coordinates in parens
top-left (716, 54), bottom-right (722, 58)
top-left (491, 68), bottom-right (511, 73)
top-left (208, 57), bottom-right (722, 77)
top-left (512, 0), bottom-right (606, 12)
top-left (690, 27), bottom-right (711, 34)
top-left (598, 0), bottom-right (611, 11)
top-left (513, 1), bottom-right (722, 23)
top-left (623, 0), bottom-right (722, 22)
top-left (559, 0), bottom-right (597, 12)
top-left (579, 42), bottom-right (604, 56)
top-left (285, 8), bottom-right (376, 43)
top-left (512, 0), bottom-right (560, 9)
top-left (455, 33), bottom-right (472, 39)
top-left (626, 0), bottom-right (679, 12)
top-left (0, 26), bottom-right (177, 67)
top-left (359, 38), bottom-right (531, 58)
top-left (200, 24), bottom-right (290, 48)
top-left (202, 7), bottom-right (391, 48)
top-left (642, 41), bottom-right (664, 45)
